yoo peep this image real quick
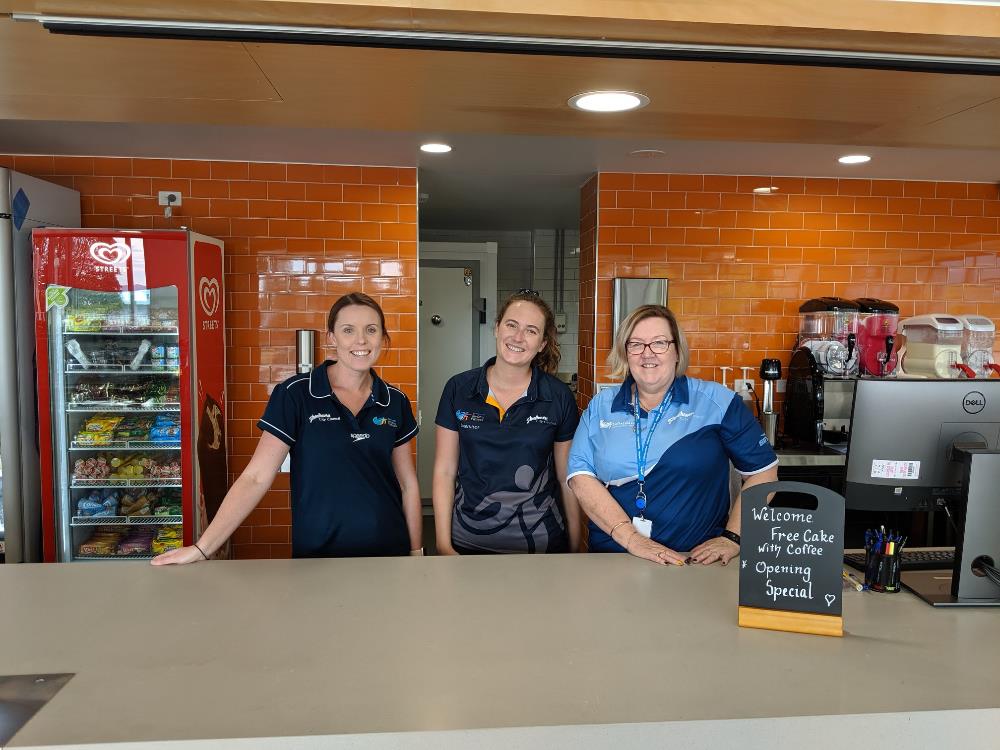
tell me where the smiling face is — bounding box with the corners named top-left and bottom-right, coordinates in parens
top-left (626, 316), bottom-right (678, 395)
top-left (494, 300), bottom-right (547, 370)
top-left (327, 304), bottom-right (384, 374)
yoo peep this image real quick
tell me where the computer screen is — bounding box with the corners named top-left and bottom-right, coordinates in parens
top-left (845, 378), bottom-right (1000, 511)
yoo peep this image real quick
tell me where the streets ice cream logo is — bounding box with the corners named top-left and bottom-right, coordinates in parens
top-left (88, 240), bottom-right (131, 271)
top-left (372, 416), bottom-right (398, 428)
top-left (199, 277), bottom-right (221, 330)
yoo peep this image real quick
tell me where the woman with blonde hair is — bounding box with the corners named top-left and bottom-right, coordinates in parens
top-left (568, 304), bottom-right (777, 566)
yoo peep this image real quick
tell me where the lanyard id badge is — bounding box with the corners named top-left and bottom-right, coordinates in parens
top-left (632, 384), bottom-right (673, 536)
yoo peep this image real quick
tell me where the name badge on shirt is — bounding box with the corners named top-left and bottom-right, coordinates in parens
top-left (632, 516), bottom-right (652, 539)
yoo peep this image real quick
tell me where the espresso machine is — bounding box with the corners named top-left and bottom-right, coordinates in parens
top-left (783, 298), bottom-right (860, 451)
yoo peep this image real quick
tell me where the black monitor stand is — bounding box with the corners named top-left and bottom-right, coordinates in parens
top-left (902, 448), bottom-right (1000, 607)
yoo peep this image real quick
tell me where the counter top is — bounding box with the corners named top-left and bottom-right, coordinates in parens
top-left (776, 449), bottom-right (847, 467)
top-left (1, 555), bottom-right (998, 749)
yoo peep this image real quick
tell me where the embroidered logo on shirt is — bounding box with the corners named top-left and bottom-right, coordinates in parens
top-left (525, 415), bottom-right (555, 426)
top-left (372, 416), bottom-right (398, 428)
top-left (309, 413), bottom-right (340, 423)
top-left (599, 419), bottom-right (632, 429)
top-left (456, 410), bottom-right (485, 423)
top-left (666, 410), bottom-right (695, 425)
top-left (350, 433), bottom-right (371, 442)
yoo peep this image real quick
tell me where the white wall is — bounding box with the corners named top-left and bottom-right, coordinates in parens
top-left (420, 228), bottom-right (580, 381)
top-left (419, 241), bottom-right (498, 366)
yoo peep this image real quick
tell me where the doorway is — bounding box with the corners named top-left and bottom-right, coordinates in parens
top-left (417, 252), bottom-right (492, 496)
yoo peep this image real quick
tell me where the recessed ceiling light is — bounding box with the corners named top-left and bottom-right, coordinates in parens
top-left (629, 149), bottom-right (667, 159)
top-left (420, 143), bottom-right (452, 154)
top-left (838, 154), bottom-right (871, 164)
top-left (568, 91), bottom-right (649, 113)
top-left (753, 186), bottom-right (779, 194)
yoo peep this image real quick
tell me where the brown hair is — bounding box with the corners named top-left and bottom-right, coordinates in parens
top-left (606, 304), bottom-right (689, 381)
top-left (326, 292), bottom-right (390, 345)
top-left (495, 291), bottom-right (561, 374)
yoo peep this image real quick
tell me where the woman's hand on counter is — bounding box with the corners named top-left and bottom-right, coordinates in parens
top-left (626, 533), bottom-right (686, 566)
top-left (150, 546), bottom-right (208, 566)
top-left (687, 536), bottom-right (739, 566)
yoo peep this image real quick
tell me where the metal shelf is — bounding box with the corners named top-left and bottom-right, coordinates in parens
top-left (75, 552), bottom-right (158, 561)
top-left (72, 478), bottom-right (182, 488)
top-left (70, 440), bottom-right (181, 451)
top-left (67, 403), bottom-right (181, 413)
top-left (71, 515), bottom-right (182, 527)
top-left (65, 366), bottom-right (179, 376)
top-left (63, 328), bottom-right (179, 336)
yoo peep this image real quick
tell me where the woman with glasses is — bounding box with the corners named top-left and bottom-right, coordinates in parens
top-left (567, 305), bottom-right (778, 566)
top-left (432, 290), bottom-right (581, 554)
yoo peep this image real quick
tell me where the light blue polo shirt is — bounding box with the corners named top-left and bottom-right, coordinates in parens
top-left (568, 375), bottom-right (777, 553)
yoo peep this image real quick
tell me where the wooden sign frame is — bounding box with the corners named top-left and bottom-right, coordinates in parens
top-left (738, 480), bottom-right (846, 637)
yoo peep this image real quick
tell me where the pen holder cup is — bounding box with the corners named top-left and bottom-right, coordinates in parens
top-left (864, 547), bottom-right (901, 593)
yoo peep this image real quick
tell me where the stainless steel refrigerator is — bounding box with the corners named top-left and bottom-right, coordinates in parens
top-left (0, 168), bottom-right (80, 562)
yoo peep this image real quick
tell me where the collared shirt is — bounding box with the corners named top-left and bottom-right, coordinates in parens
top-left (257, 360), bottom-right (418, 558)
top-left (568, 375), bottom-right (778, 553)
top-left (435, 357), bottom-right (579, 553)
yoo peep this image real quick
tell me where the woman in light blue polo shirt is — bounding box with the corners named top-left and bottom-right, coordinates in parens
top-left (152, 292), bottom-right (423, 564)
top-left (568, 305), bottom-right (778, 566)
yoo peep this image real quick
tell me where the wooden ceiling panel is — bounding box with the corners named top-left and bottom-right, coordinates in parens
top-left (3, 15), bottom-right (1000, 149)
top-left (0, 19), bottom-right (278, 102)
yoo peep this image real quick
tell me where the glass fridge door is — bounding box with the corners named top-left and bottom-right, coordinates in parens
top-left (47, 285), bottom-right (185, 561)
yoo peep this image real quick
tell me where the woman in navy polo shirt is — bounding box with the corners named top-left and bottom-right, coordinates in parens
top-left (152, 293), bottom-right (423, 564)
top-left (432, 291), bottom-right (581, 554)
top-left (567, 305), bottom-right (778, 566)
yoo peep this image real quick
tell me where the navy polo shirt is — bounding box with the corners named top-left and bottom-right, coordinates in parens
top-left (435, 358), bottom-right (579, 553)
top-left (257, 360), bottom-right (418, 558)
top-left (568, 375), bottom-right (778, 553)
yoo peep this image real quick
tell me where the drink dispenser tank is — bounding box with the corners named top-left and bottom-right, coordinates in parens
top-left (855, 298), bottom-right (899, 377)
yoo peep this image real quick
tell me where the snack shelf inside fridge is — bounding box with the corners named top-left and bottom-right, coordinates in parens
top-left (71, 515), bottom-right (183, 527)
top-left (48, 286), bottom-right (186, 561)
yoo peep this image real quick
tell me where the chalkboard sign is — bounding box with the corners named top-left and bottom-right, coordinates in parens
top-left (738, 481), bottom-right (846, 636)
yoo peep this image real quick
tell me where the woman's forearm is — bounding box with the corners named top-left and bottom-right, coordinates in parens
top-left (568, 475), bottom-right (632, 545)
top-left (196, 470), bottom-right (274, 555)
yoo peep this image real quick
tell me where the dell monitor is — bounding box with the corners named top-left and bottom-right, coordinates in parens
top-left (845, 378), bottom-right (1000, 512)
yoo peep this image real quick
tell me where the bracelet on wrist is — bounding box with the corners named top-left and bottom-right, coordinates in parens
top-left (609, 520), bottom-right (629, 544)
top-left (193, 542), bottom-right (209, 560)
top-left (720, 530), bottom-right (741, 546)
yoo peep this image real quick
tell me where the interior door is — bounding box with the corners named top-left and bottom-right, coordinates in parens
top-left (418, 264), bottom-right (477, 497)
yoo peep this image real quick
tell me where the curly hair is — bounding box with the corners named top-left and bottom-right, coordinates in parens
top-left (495, 291), bottom-right (561, 374)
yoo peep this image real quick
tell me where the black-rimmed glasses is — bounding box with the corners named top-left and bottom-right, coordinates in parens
top-left (626, 339), bottom-right (674, 355)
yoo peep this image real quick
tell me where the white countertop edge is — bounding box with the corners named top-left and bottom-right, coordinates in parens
top-left (13, 708), bottom-right (1000, 750)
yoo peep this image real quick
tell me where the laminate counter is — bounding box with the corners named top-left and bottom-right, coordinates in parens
top-left (1, 555), bottom-right (998, 749)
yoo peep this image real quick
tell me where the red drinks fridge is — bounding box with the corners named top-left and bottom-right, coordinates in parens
top-left (33, 230), bottom-right (227, 562)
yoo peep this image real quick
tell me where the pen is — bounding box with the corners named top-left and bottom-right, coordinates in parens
top-left (842, 569), bottom-right (865, 592)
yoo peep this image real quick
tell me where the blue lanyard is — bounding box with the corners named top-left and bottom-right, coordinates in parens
top-left (632, 385), bottom-right (672, 517)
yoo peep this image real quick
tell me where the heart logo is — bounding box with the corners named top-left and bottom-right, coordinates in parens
top-left (199, 277), bottom-right (220, 318)
top-left (825, 594), bottom-right (836, 607)
top-left (89, 240), bottom-right (131, 266)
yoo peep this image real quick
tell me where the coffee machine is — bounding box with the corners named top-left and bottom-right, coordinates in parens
top-left (783, 298), bottom-right (860, 451)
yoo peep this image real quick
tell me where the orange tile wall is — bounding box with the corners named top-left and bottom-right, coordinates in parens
top-left (577, 172), bottom-right (1000, 406)
top-left (1, 154), bottom-right (418, 559)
